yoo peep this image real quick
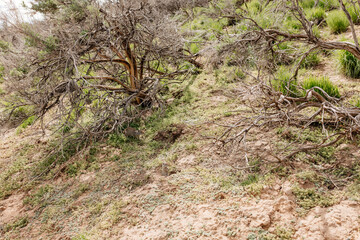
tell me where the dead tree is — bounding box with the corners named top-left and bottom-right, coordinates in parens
top-left (2, 0), bottom-right (204, 139)
top-left (211, 0), bottom-right (360, 162)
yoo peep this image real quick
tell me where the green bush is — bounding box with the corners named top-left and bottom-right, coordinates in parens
top-left (326, 10), bottom-right (349, 34)
top-left (300, 52), bottom-right (321, 68)
top-left (273, 66), bottom-right (300, 97)
top-left (302, 76), bottom-right (340, 98)
top-left (338, 50), bottom-right (360, 78)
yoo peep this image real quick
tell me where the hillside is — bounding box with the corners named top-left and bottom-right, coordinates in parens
top-left (2, 0), bottom-right (360, 239)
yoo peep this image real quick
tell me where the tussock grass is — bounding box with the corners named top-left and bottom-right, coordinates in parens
top-left (326, 10), bottom-right (349, 33)
top-left (301, 52), bottom-right (321, 69)
top-left (300, 0), bottom-right (338, 10)
top-left (302, 76), bottom-right (340, 98)
top-left (338, 50), bottom-right (360, 78)
top-left (273, 66), bottom-right (300, 97)
top-left (348, 5), bottom-right (360, 24)
top-left (306, 7), bottom-right (326, 22)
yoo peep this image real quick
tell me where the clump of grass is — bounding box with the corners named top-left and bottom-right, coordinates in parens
top-left (273, 66), bottom-right (300, 97)
top-left (0, 40), bottom-right (9, 51)
top-left (300, 0), bottom-right (315, 9)
top-left (351, 97), bottom-right (360, 108)
top-left (338, 50), bottom-right (360, 78)
top-left (300, 52), bottom-right (321, 69)
top-left (318, 0), bottom-right (339, 10)
top-left (0, 64), bottom-right (4, 83)
top-left (348, 5), bottom-right (360, 24)
top-left (300, 0), bottom-right (338, 10)
top-left (284, 17), bottom-right (303, 32)
top-left (246, 0), bottom-right (262, 15)
top-left (326, 10), bottom-right (349, 34)
top-left (302, 76), bottom-right (340, 98)
top-left (306, 7), bottom-right (325, 22)
top-left (4, 216), bottom-right (29, 232)
top-left (16, 115), bottom-right (36, 134)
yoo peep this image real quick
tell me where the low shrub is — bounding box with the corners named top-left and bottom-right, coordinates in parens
top-left (338, 50), bottom-right (360, 78)
top-left (302, 76), bottom-right (340, 98)
top-left (326, 10), bottom-right (349, 34)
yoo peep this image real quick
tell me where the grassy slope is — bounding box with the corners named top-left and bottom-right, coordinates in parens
top-left (2, 7), bottom-right (360, 240)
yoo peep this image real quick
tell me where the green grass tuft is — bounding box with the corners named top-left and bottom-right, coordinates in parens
top-left (300, 0), bottom-right (315, 9)
top-left (306, 7), bottom-right (325, 22)
top-left (326, 10), bottom-right (349, 34)
top-left (302, 76), bottom-right (340, 98)
top-left (348, 5), bottom-right (360, 24)
top-left (300, 0), bottom-right (338, 10)
top-left (301, 52), bottom-right (321, 69)
top-left (273, 66), bottom-right (300, 97)
top-left (338, 50), bottom-right (360, 78)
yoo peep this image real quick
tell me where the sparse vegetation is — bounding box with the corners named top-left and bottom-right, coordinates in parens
top-left (300, 52), bottom-right (321, 69)
top-left (273, 66), bottom-right (300, 97)
top-left (2, 0), bottom-right (360, 239)
top-left (326, 10), bottom-right (349, 33)
top-left (292, 185), bottom-right (335, 209)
